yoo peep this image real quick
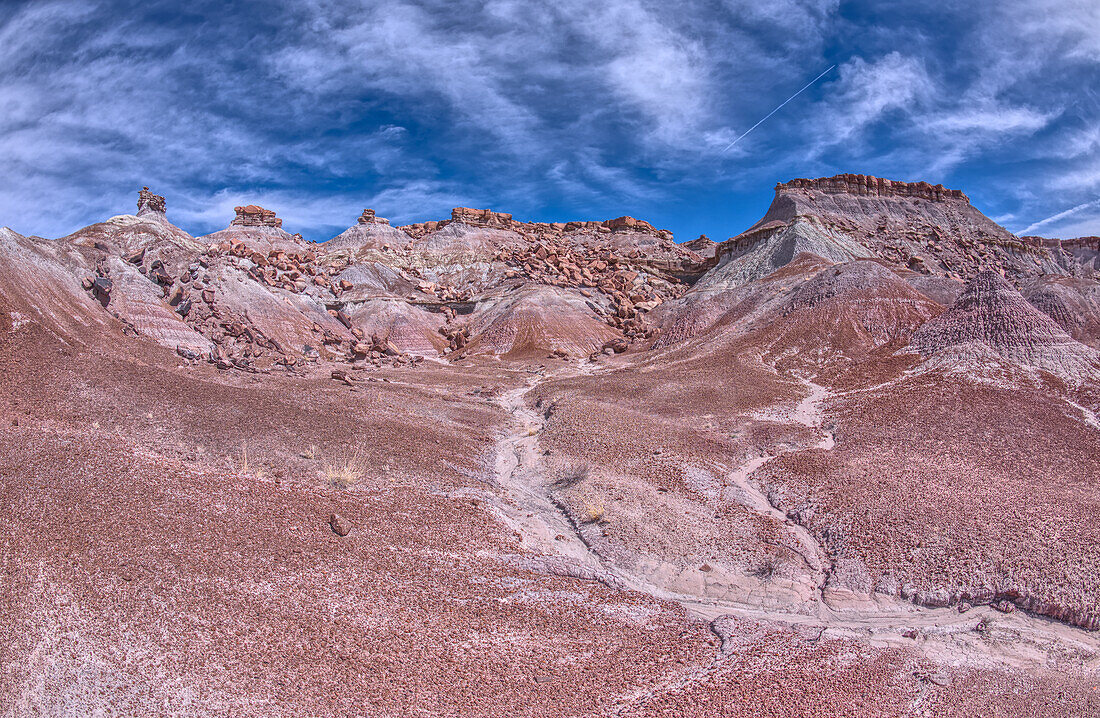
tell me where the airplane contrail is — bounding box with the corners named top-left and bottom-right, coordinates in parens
top-left (1019, 197), bottom-right (1100, 235)
top-left (722, 64), bottom-right (837, 153)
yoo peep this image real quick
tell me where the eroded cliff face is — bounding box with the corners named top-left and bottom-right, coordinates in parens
top-left (779, 174), bottom-right (968, 201)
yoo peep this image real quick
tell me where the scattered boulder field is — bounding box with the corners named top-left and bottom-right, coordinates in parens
top-left (2, 175), bottom-right (1100, 715)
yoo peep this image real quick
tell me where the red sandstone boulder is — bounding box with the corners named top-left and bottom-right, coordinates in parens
top-left (329, 513), bottom-right (351, 536)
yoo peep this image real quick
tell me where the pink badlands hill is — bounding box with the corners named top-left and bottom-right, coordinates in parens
top-left (910, 270), bottom-right (1100, 382)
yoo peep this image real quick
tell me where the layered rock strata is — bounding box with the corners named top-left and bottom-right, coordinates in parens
top-left (779, 174), bottom-right (968, 201)
top-left (231, 205), bottom-right (282, 228)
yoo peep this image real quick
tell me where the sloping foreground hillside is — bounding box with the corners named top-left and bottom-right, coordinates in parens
top-left (2, 177), bottom-right (1100, 716)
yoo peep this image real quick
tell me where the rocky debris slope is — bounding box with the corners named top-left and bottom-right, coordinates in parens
top-left (909, 270), bottom-right (1100, 383)
top-left (318, 206), bottom-right (711, 359)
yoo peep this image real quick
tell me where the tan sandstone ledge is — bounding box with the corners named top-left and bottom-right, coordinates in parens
top-left (779, 173), bottom-right (969, 202)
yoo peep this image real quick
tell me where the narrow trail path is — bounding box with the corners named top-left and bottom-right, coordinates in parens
top-left (487, 367), bottom-right (1100, 674)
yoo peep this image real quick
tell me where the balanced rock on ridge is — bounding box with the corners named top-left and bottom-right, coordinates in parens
top-left (136, 186), bottom-right (166, 217)
top-left (356, 208), bottom-right (390, 226)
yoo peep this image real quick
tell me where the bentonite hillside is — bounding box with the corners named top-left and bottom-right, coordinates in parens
top-left (2, 175), bottom-right (1100, 716)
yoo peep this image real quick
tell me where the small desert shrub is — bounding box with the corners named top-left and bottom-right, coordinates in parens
top-left (300, 444), bottom-right (318, 460)
top-left (749, 554), bottom-right (783, 582)
top-left (975, 616), bottom-right (995, 636)
top-left (324, 451), bottom-right (368, 489)
top-left (551, 462), bottom-right (591, 491)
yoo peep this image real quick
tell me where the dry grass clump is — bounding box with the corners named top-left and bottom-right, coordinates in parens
top-left (583, 499), bottom-right (606, 523)
top-left (324, 450), bottom-right (368, 490)
top-left (237, 443), bottom-right (266, 479)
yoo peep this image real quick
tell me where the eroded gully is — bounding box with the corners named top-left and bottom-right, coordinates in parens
top-left (484, 365), bottom-right (1100, 675)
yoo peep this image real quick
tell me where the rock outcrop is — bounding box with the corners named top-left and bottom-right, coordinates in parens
top-left (398, 209), bottom-right (675, 242)
top-left (451, 207), bottom-right (514, 228)
top-left (682, 235), bottom-right (717, 258)
top-left (136, 187), bottom-right (166, 217)
top-left (231, 205), bottom-right (282, 228)
top-left (779, 174), bottom-right (968, 202)
top-left (356, 209), bottom-right (391, 226)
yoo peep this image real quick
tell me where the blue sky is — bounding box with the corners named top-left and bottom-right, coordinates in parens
top-left (2, 0), bottom-right (1100, 242)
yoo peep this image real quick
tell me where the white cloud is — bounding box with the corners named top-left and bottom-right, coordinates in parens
top-left (1004, 0), bottom-right (1100, 62)
top-left (928, 107), bottom-right (1053, 135)
top-left (807, 52), bottom-right (932, 153)
top-left (7, 0), bottom-right (1095, 246)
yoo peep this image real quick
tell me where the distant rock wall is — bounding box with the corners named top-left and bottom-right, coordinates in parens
top-left (398, 208), bottom-right (673, 241)
top-left (1021, 235), bottom-right (1100, 251)
top-left (231, 205), bottom-right (282, 228)
top-left (779, 174), bottom-right (968, 202)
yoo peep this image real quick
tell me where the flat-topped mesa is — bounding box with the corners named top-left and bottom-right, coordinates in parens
top-left (231, 205), bottom-right (282, 228)
top-left (356, 209), bottom-right (391, 226)
top-left (136, 186), bottom-right (166, 217)
top-left (780, 174), bottom-right (969, 203)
